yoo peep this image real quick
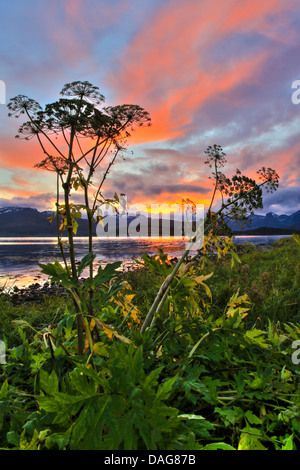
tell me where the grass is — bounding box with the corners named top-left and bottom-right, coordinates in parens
top-left (124, 236), bottom-right (300, 328)
top-left (206, 237), bottom-right (300, 326)
top-left (1, 237), bottom-right (299, 345)
top-left (0, 291), bottom-right (72, 348)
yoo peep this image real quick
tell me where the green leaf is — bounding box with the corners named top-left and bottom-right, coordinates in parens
top-left (38, 260), bottom-right (77, 288)
top-left (281, 435), bottom-right (294, 450)
top-left (0, 381), bottom-right (9, 400)
top-left (70, 395), bottom-right (111, 447)
top-left (93, 261), bottom-right (122, 285)
top-left (230, 248), bottom-right (241, 266)
top-left (179, 413), bottom-right (206, 420)
top-left (238, 427), bottom-right (267, 450)
top-left (202, 442), bottom-right (236, 450)
top-left (45, 431), bottom-right (71, 450)
top-left (73, 364), bottom-right (111, 393)
top-left (39, 370), bottom-right (59, 396)
top-left (6, 431), bottom-right (20, 447)
top-left (245, 410), bottom-right (262, 425)
top-left (292, 416), bottom-right (300, 433)
top-left (77, 252), bottom-right (96, 277)
top-left (245, 329), bottom-right (270, 349)
top-left (93, 342), bottom-right (109, 356)
top-left (155, 374), bottom-right (178, 402)
top-left (215, 406), bottom-right (244, 427)
top-left (142, 366), bottom-right (164, 391)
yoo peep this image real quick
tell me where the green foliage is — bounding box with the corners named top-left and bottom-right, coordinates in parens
top-left (39, 260), bottom-right (77, 288)
top-left (1, 237), bottom-right (299, 450)
top-left (6, 87), bottom-right (296, 450)
top-left (2, 342), bottom-right (199, 450)
top-left (204, 236), bottom-right (300, 326)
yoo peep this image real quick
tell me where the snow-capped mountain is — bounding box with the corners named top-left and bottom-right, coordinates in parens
top-left (0, 206), bottom-right (299, 236)
top-left (0, 207), bottom-right (89, 236)
top-left (228, 210), bottom-right (300, 233)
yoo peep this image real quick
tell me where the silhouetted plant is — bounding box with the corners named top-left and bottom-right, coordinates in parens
top-left (8, 81), bottom-right (151, 354)
top-left (141, 144), bottom-right (279, 334)
top-left (204, 144), bottom-right (279, 232)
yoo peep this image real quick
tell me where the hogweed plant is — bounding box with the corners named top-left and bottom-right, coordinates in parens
top-left (140, 144), bottom-right (279, 334)
top-left (8, 81), bottom-right (151, 354)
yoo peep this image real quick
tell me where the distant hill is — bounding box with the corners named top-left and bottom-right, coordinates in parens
top-left (0, 206), bottom-right (299, 237)
top-left (0, 207), bottom-right (183, 237)
top-left (0, 208), bottom-right (188, 237)
top-left (232, 226), bottom-right (300, 236)
top-left (0, 207), bottom-right (90, 237)
top-left (229, 210), bottom-right (300, 235)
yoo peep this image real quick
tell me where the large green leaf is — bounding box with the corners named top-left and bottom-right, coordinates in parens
top-left (38, 260), bottom-right (77, 288)
top-left (93, 261), bottom-right (122, 285)
top-left (77, 252), bottom-right (96, 277)
top-left (155, 374), bottom-right (178, 402)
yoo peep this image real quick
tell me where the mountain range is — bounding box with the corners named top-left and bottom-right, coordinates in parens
top-left (0, 206), bottom-right (299, 237)
top-left (228, 211), bottom-right (300, 234)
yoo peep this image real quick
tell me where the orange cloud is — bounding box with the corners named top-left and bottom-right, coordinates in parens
top-left (127, 187), bottom-right (213, 209)
top-left (0, 187), bottom-right (39, 199)
top-left (0, 137), bottom-right (44, 170)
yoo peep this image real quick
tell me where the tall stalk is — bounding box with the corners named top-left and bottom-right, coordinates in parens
top-left (55, 173), bottom-right (70, 275)
top-left (140, 162), bottom-right (279, 335)
top-left (63, 125), bottom-right (85, 354)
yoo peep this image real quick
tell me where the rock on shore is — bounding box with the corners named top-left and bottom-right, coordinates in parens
top-left (1, 282), bottom-right (68, 304)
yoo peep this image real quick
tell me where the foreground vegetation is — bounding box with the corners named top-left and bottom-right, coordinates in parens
top-left (2, 81), bottom-right (297, 450)
top-left (0, 236), bottom-right (299, 450)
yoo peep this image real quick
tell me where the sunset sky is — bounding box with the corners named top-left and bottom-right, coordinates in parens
top-left (0, 0), bottom-right (300, 215)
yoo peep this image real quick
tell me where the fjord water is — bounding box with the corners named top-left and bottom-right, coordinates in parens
top-left (0, 235), bottom-right (290, 288)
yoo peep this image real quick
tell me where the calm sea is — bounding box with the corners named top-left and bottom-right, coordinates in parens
top-left (0, 235), bottom-right (291, 288)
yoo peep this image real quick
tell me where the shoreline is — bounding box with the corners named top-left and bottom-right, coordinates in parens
top-left (0, 234), bottom-right (294, 296)
top-left (0, 240), bottom-right (276, 302)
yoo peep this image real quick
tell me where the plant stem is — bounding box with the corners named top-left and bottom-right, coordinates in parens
top-left (141, 177), bottom-right (273, 334)
top-left (55, 173), bottom-right (70, 274)
top-left (64, 126), bottom-right (84, 355)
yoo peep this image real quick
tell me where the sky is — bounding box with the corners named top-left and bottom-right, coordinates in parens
top-left (0, 0), bottom-right (300, 215)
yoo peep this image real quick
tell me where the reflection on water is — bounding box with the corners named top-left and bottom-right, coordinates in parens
top-left (0, 237), bottom-right (190, 288)
top-left (0, 235), bottom-right (290, 288)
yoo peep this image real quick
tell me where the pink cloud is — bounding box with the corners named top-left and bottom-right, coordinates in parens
top-left (107, 0), bottom-right (298, 144)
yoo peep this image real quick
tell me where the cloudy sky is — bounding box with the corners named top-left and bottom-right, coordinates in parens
top-left (0, 0), bottom-right (300, 215)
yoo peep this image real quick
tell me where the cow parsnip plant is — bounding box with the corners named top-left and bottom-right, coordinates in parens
top-left (8, 81), bottom-right (151, 355)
